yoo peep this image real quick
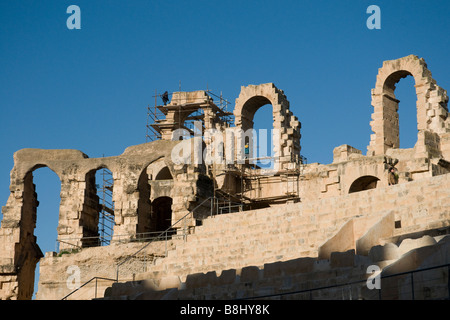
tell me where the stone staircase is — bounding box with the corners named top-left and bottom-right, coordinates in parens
top-left (133, 205), bottom-right (332, 283)
top-left (105, 230), bottom-right (450, 300)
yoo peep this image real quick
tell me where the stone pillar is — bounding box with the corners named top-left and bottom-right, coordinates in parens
top-left (0, 171), bottom-right (43, 300)
top-left (112, 168), bottom-right (142, 241)
top-left (57, 169), bottom-right (103, 250)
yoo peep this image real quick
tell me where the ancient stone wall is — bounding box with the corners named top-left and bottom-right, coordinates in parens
top-left (0, 140), bottom-right (209, 299)
top-left (367, 55), bottom-right (449, 156)
top-left (1, 55), bottom-right (449, 300)
top-left (234, 83), bottom-right (302, 170)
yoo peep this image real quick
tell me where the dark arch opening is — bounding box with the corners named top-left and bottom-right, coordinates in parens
top-left (79, 166), bottom-right (115, 247)
top-left (349, 176), bottom-right (380, 194)
top-left (137, 169), bottom-right (151, 235)
top-left (383, 71), bottom-right (418, 149)
top-left (241, 96), bottom-right (272, 130)
top-left (155, 166), bottom-right (173, 180)
top-left (152, 196), bottom-right (173, 232)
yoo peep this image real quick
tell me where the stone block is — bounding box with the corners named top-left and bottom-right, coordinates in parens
top-left (263, 261), bottom-right (282, 278)
top-left (217, 269), bottom-right (236, 286)
top-left (398, 235), bottom-right (437, 256)
top-left (330, 249), bottom-right (355, 268)
top-left (240, 266), bottom-right (260, 283)
top-left (368, 243), bottom-right (399, 262)
top-left (280, 257), bottom-right (315, 275)
top-left (158, 275), bottom-right (181, 290)
top-left (185, 271), bottom-right (217, 289)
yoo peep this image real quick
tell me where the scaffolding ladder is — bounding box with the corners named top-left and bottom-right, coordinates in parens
top-left (98, 168), bottom-right (115, 246)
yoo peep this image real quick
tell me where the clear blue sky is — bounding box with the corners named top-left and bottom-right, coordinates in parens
top-left (1, 0), bottom-right (450, 296)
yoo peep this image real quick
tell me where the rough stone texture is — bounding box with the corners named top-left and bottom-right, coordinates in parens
top-left (233, 83), bottom-right (302, 170)
top-left (367, 54), bottom-right (449, 156)
top-left (0, 140), bottom-right (210, 300)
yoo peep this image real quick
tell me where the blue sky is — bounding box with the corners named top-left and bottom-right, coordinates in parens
top-left (1, 0), bottom-right (450, 296)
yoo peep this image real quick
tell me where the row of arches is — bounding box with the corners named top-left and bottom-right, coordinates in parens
top-left (27, 164), bottom-right (175, 299)
top-left (29, 162), bottom-right (175, 254)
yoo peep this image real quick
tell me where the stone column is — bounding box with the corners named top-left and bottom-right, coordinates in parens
top-left (0, 171), bottom-right (43, 300)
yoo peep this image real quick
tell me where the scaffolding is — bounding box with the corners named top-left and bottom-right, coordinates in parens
top-left (213, 153), bottom-right (307, 210)
top-left (145, 87), bottom-right (307, 213)
top-left (98, 168), bottom-right (115, 246)
top-left (146, 90), bottom-right (166, 142)
top-left (146, 88), bottom-right (234, 142)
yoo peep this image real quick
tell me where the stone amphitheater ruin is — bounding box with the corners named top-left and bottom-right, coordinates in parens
top-left (1, 54), bottom-right (449, 300)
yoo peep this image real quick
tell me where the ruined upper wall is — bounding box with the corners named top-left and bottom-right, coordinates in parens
top-left (233, 83), bottom-right (302, 167)
top-left (368, 55), bottom-right (449, 156)
top-left (0, 139), bottom-right (211, 299)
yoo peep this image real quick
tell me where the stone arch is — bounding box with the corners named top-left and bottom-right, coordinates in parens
top-left (88, 166), bottom-right (116, 246)
top-left (72, 165), bottom-right (116, 247)
top-left (144, 158), bottom-right (173, 181)
top-left (235, 95), bottom-right (273, 132)
top-left (136, 158), bottom-right (175, 234)
top-left (155, 166), bottom-right (173, 180)
top-left (233, 83), bottom-right (302, 168)
top-left (348, 175), bottom-right (380, 194)
top-left (3, 164), bottom-right (62, 300)
top-left (367, 55), bottom-right (449, 156)
top-left (20, 164), bottom-right (61, 239)
top-left (136, 167), bottom-right (152, 234)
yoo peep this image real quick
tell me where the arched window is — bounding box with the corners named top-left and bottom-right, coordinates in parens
top-left (394, 75), bottom-right (417, 149)
top-left (381, 70), bottom-right (418, 149)
top-left (234, 84), bottom-right (302, 169)
top-left (349, 176), bottom-right (380, 194)
top-left (252, 102), bottom-right (275, 169)
top-left (81, 166), bottom-right (115, 247)
top-left (152, 196), bottom-right (173, 232)
top-left (137, 169), bottom-right (151, 235)
top-left (155, 166), bottom-right (173, 180)
top-left (368, 55), bottom-right (448, 156)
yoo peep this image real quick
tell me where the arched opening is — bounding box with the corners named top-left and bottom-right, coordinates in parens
top-left (95, 168), bottom-right (115, 246)
top-left (240, 96), bottom-right (275, 168)
top-left (394, 75), bottom-right (418, 149)
top-left (80, 167), bottom-right (115, 247)
top-left (22, 166), bottom-right (61, 300)
top-left (349, 176), bottom-right (380, 194)
top-left (367, 56), bottom-right (442, 156)
top-left (252, 103), bottom-right (275, 169)
top-left (183, 108), bottom-right (204, 137)
top-left (151, 196), bottom-right (173, 232)
top-left (137, 169), bottom-right (151, 235)
top-left (155, 166), bottom-right (173, 180)
top-left (380, 70), bottom-right (417, 150)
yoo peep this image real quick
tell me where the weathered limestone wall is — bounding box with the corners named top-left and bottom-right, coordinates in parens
top-left (367, 55), bottom-right (449, 156)
top-left (0, 140), bottom-right (210, 300)
top-left (36, 239), bottom-right (183, 300)
top-left (131, 173), bottom-right (450, 284)
top-left (234, 83), bottom-right (302, 169)
top-left (116, 236), bottom-right (449, 300)
top-left (104, 173), bottom-right (450, 300)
